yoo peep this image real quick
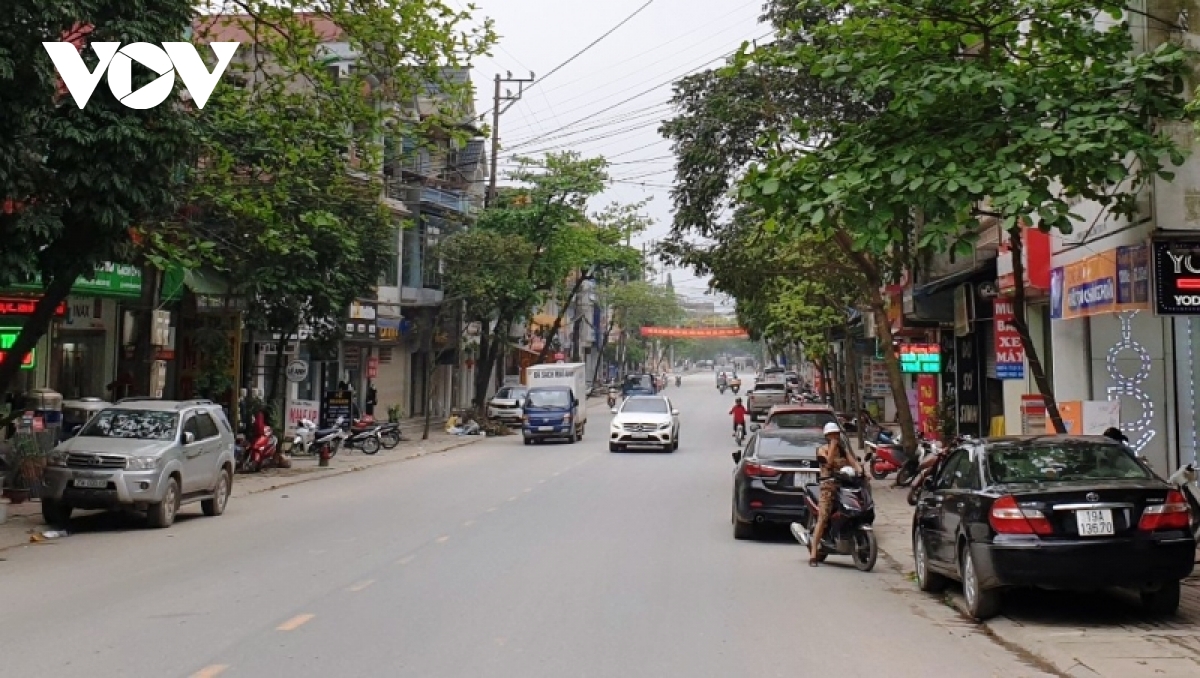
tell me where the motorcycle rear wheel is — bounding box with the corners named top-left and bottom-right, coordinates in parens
top-left (360, 437), bottom-right (381, 455)
top-left (895, 465), bottom-right (915, 487)
top-left (870, 464), bottom-right (889, 481)
top-left (380, 431), bottom-right (401, 449)
top-left (852, 529), bottom-right (877, 572)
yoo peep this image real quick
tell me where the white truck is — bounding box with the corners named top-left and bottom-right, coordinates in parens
top-left (522, 363), bottom-right (590, 442)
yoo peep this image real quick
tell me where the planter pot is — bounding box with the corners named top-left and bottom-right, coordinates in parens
top-left (6, 488), bottom-right (29, 505)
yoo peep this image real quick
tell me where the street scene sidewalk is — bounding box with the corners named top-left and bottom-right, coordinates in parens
top-left (869, 481), bottom-right (1200, 678)
top-left (0, 427), bottom-right (487, 554)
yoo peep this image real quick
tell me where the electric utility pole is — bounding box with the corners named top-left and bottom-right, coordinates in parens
top-left (487, 72), bottom-right (534, 207)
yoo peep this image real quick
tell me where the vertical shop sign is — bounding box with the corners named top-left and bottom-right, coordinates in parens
top-left (993, 297), bottom-right (1025, 379)
top-left (1020, 395), bottom-right (1047, 435)
top-left (955, 333), bottom-right (981, 437)
top-left (916, 374), bottom-right (938, 437)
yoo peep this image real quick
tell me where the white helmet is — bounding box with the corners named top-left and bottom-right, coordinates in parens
top-left (823, 422), bottom-right (842, 436)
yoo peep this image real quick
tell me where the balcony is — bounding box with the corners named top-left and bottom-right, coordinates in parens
top-left (384, 180), bottom-right (473, 216)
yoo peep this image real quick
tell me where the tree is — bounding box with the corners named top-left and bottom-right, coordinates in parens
top-left (0, 0), bottom-right (200, 403)
top-left (739, 0), bottom-right (1194, 434)
top-left (602, 280), bottom-right (683, 373)
top-left (181, 1), bottom-right (494, 409)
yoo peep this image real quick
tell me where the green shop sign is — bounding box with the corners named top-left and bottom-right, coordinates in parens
top-left (11, 263), bottom-right (143, 299)
top-left (0, 329), bottom-right (36, 370)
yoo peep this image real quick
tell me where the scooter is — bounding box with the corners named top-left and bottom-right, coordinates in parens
top-left (718, 383), bottom-right (727, 394)
top-left (239, 426), bottom-right (279, 473)
top-left (607, 386), bottom-right (619, 408)
top-left (338, 416), bottom-right (382, 455)
top-left (791, 466), bottom-right (877, 571)
top-left (734, 422), bottom-right (746, 446)
top-left (675, 375), bottom-right (681, 387)
top-left (1167, 463), bottom-right (1200, 542)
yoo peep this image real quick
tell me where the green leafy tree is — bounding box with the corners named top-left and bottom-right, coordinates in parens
top-left (182, 1), bottom-right (494, 406)
top-left (739, 0), bottom-right (1194, 433)
top-left (0, 0), bottom-right (200, 401)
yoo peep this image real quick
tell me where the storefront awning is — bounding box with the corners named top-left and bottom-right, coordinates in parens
top-left (915, 266), bottom-right (988, 297)
top-left (530, 313), bottom-right (557, 328)
top-left (161, 267), bottom-right (235, 302)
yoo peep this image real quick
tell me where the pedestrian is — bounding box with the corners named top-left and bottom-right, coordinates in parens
top-left (810, 422), bottom-right (863, 567)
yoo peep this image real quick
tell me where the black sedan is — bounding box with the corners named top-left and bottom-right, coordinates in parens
top-left (912, 436), bottom-right (1196, 620)
top-left (731, 430), bottom-right (824, 539)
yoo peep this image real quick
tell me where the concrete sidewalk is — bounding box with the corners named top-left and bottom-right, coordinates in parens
top-left (869, 481), bottom-right (1200, 678)
top-left (0, 428), bottom-right (488, 554)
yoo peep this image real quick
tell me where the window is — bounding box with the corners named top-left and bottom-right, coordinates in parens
top-left (755, 435), bottom-right (824, 460)
top-left (497, 387), bottom-right (526, 400)
top-left (195, 412), bottom-right (220, 440)
top-left (183, 415), bottom-right (203, 442)
top-left (622, 398), bottom-right (669, 414)
top-left (935, 451), bottom-right (968, 490)
top-left (381, 225), bottom-right (400, 286)
top-left (80, 410), bottom-right (179, 441)
top-left (525, 390), bottom-right (571, 408)
top-left (766, 412), bottom-right (836, 429)
top-left (950, 453), bottom-right (980, 490)
top-left (986, 442), bottom-right (1151, 484)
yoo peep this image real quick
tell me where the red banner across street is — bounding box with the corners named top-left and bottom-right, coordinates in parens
top-left (639, 326), bottom-right (749, 339)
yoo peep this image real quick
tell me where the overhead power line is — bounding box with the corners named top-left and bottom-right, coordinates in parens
top-left (479, 0), bottom-right (657, 117)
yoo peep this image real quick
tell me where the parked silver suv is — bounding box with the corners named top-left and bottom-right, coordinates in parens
top-left (41, 398), bottom-right (236, 528)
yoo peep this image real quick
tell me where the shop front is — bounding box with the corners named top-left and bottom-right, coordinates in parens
top-left (0, 297), bottom-right (61, 404)
top-left (1151, 236), bottom-right (1200, 469)
top-left (1049, 242), bottom-right (1169, 467)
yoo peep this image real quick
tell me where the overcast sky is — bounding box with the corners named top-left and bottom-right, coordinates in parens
top-left (457, 0), bottom-right (768, 307)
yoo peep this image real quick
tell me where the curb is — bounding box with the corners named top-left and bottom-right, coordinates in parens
top-left (235, 434), bottom-right (487, 499)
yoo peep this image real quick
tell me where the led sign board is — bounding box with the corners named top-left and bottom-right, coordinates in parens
top-left (899, 343), bottom-right (941, 374)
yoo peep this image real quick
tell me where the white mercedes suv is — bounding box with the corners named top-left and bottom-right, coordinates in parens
top-left (609, 395), bottom-right (680, 452)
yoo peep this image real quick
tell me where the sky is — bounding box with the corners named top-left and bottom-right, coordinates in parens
top-left (455, 0), bottom-right (770, 308)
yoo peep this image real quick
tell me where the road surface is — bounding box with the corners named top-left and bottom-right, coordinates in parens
top-left (0, 374), bottom-right (1053, 677)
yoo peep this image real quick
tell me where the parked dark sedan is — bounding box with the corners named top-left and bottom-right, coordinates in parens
top-left (731, 430), bottom-right (824, 539)
top-left (912, 436), bottom-right (1196, 620)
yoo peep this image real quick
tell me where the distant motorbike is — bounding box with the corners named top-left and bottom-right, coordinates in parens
top-left (607, 387), bottom-right (619, 408)
top-left (675, 375), bottom-right (681, 387)
top-left (791, 467), bottom-right (877, 571)
top-left (730, 378), bottom-right (741, 394)
top-left (718, 383), bottom-right (727, 394)
top-left (734, 423), bottom-right (746, 445)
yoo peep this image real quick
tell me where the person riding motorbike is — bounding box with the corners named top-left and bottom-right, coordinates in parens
top-left (810, 422), bottom-right (864, 567)
top-left (730, 397), bottom-right (748, 439)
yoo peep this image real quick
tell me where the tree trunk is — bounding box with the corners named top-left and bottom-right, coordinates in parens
top-left (0, 274), bottom-right (75, 423)
top-left (535, 273), bottom-right (589, 364)
top-left (472, 324), bottom-right (492, 411)
top-left (266, 323), bottom-right (298, 409)
top-left (1008, 226), bottom-right (1065, 433)
top-left (869, 293), bottom-right (918, 456)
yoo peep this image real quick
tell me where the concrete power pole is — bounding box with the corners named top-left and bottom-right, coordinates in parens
top-left (487, 72), bottom-right (534, 208)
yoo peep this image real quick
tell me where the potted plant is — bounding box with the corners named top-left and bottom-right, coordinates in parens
top-left (387, 404), bottom-right (402, 423)
top-left (3, 435), bottom-right (47, 504)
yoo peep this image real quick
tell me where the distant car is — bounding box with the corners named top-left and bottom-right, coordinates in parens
top-left (731, 430), bottom-right (825, 539)
top-left (912, 436), bottom-right (1197, 620)
top-left (609, 395), bottom-right (680, 452)
top-left (41, 398), bottom-right (236, 528)
top-left (761, 404), bottom-right (837, 432)
top-left (487, 386), bottom-right (527, 424)
top-left (622, 374), bottom-right (657, 397)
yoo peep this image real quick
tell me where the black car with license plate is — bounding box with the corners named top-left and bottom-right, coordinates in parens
top-left (912, 436), bottom-right (1196, 620)
top-left (731, 430), bottom-right (824, 539)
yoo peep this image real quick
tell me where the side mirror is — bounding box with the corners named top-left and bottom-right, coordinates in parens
top-left (573, 398), bottom-right (579, 407)
top-left (671, 409), bottom-right (679, 416)
top-left (183, 431), bottom-right (196, 445)
top-left (732, 451), bottom-right (742, 463)
top-left (610, 408), bottom-right (619, 414)
top-left (750, 424), bottom-right (760, 432)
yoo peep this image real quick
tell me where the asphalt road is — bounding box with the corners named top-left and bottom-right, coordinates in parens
top-left (0, 374), bottom-right (1053, 678)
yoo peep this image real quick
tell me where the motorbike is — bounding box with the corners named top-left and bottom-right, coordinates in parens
top-left (907, 439), bottom-right (954, 506)
top-left (734, 422), bottom-right (746, 445)
top-left (1167, 463), bottom-right (1200, 542)
top-left (675, 375), bottom-right (681, 387)
top-left (239, 426), bottom-right (279, 473)
top-left (607, 386), bottom-right (619, 408)
top-left (290, 419), bottom-right (319, 455)
top-left (338, 416), bottom-right (382, 455)
top-left (376, 421), bottom-right (403, 450)
top-left (718, 383), bottom-right (727, 394)
top-left (729, 378), bottom-right (741, 394)
top-left (791, 466), bottom-right (877, 571)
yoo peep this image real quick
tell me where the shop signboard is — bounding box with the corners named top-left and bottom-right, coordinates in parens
top-left (916, 374), bottom-right (938, 437)
top-left (366, 356), bottom-right (379, 379)
top-left (286, 398), bottom-right (320, 436)
top-left (898, 343), bottom-right (940, 373)
top-left (1150, 238), bottom-right (1200, 315)
top-left (0, 297), bottom-right (66, 317)
top-left (321, 391), bottom-right (352, 428)
top-left (377, 317), bottom-right (402, 344)
top-left (1050, 246), bottom-right (1150, 319)
top-left (993, 297), bottom-right (1025, 380)
top-left (10, 262), bottom-right (143, 298)
top-left (0, 329), bottom-right (36, 369)
top-left (1020, 395), bottom-right (1046, 435)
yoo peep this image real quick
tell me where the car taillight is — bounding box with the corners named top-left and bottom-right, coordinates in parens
top-left (989, 495), bottom-right (1052, 535)
top-left (1138, 491), bottom-right (1191, 531)
top-left (743, 463), bottom-right (780, 478)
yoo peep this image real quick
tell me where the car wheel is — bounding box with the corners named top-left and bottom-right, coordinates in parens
top-left (524, 437), bottom-right (532, 446)
top-left (672, 436), bottom-right (680, 451)
top-left (732, 506), bottom-right (756, 540)
top-left (1141, 581), bottom-right (1182, 615)
top-left (608, 443), bottom-right (621, 452)
top-left (913, 529), bottom-right (948, 593)
top-left (147, 476), bottom-right (180, 528)
top-left (41, 498), bottom-right (72, 526)
top-left (202, 467), bottom-right (232, 517)
top-left (960, 544), bottom-right (1001, 621)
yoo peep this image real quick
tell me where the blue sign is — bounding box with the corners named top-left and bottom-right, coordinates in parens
top-left (996, 364), bottom-right (1025, 379)
top-left (1049, 267), bottom-right (1063, 320)
top-left (1066, 277), bottom-right (1115, 313)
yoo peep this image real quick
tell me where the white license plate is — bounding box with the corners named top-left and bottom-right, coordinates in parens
top-left (793, 473), bottom-right (816, 488)
top-left (74, 478), bottom-right (108, 489)
top-left (1075, 509), bottom-right (1114, 536)
top-left (538, 426), bottom-right (554, 432)
top-left (632, 433), bottom-right (649, 439)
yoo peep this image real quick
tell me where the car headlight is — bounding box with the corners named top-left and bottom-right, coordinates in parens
top-left (657, 422), bottom-right (671, 430)
top-left (611, 421), bottom-right (622, 430)
top-left (126, 456), bottom-right (159, 471)
top-left (47, 450), bottom-right (68, 467)
top-left (562, 414), bottom-right (572, 424)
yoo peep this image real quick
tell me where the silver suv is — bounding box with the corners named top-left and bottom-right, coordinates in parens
top-left (42, 398), bottom-right (236, 528)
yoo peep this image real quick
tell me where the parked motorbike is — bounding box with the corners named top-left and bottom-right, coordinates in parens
top-left (290, 418), bottom-right (319, 455)
top-left (338, 416), bottom-right (382, 455)
top-left (239, 427), bottom-right (279, 473)
top-left (791, 467), bottom-right (877, 571)
top-left (375, 421), bottom-right (403, 450)
top-left (1168, 463), bottom-right (1200, 542)
top-left (863, 440), bottom-right (909, 483)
